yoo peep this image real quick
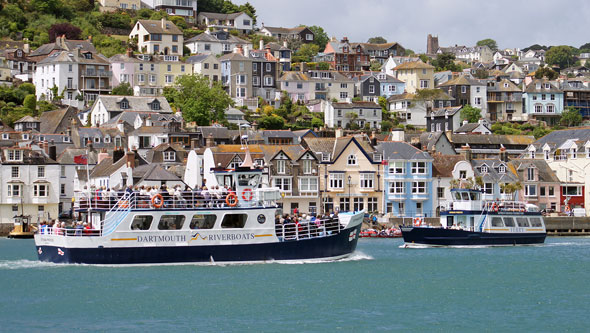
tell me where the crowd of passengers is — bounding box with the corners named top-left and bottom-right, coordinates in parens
top-left (275, 211), bottom-right (342, 239)
top-left (38, 220), bottom-right (98, 236)
top-left (78, 182), bottom-right (242, 210)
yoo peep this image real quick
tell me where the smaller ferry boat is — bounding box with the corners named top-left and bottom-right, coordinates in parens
top-left (8, 215), bottom-right (36, 239)
top-left (401, 189), bottom-right (546, 247)
top-left (34, 153), bottom-right (363, 264)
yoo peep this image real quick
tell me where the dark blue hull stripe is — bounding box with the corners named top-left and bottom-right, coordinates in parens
top-left (401, 228), bottom-right (546, 246)
top-left (37, 227), bottom-right (361, 264)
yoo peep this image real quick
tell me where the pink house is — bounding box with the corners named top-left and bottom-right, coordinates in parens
top-left (510, 159), bottom-right (561, 213)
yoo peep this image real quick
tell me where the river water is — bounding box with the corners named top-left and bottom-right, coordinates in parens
top-left (1, 237), bottom-right (589, 331)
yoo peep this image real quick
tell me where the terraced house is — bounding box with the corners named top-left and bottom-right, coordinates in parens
top-left (378, 141), bottom-right (434, 218)
top-left (304, 136), bottom-right (383, 215)
top-left (523, 79), bottom-right (564, 125)
top-left (393, 60), bottom-right (435, 93)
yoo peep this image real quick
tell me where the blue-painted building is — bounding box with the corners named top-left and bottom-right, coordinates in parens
top-left (523, 79), bottom-right (564, 125)
top-left (377, 142), bottom-right (434, 218)
top-left (356, 72), bottom-right (405, 102)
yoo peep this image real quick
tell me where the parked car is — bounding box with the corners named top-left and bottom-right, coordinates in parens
top-left (572, 208), bottom-right (586, 217)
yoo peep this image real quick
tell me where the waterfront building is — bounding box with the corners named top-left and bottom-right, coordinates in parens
top-left (509, 159), bottom-right (561, 212)
top-left (89, 95), bottom-right (173, 127)
top-left (378, 141), bottom-right (434, 218)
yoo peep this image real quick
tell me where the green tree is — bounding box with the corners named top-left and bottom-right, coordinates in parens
top-left (250, 35), bottom-right (277, 49)
top-left (534, 66), bottom-right (559, 80)
top-left (546, 45), bottom-right (575, 68)
top-left (381, 120), bottom-right (393, 132)
top-left (560, 107), bottom-right (583, 127)
top-left (23, 94), bottom-right (36, 114)
top-left (169, 15), bottom-right (188, 30)
top-left (460, 105), bottom-right (481, 123)
top-left (304, 25), bottom-right (329, 50)
top-left (111, 82), bottom-right (133, 96)
top-left (258, 114), bottom-right (285, 129)
top-left (532, 126), bottom-right (552, 139)
top-left (311, 117), bottom-right (324, 129)
top-left (238, 2), bottom-right (257, 25)
top-left (476, 38), bottom-right (498, 51)
top-left (473, 68), bottom-right (489, 79)
top-left (164, 74), bottom-right (233, 125)
top-left (369, 60), bottom-right (381, 71)
top-left (432, 53), bottom-right (460, 72)
top-left (296, 43), bottom-right (320, 62)
top-left (404, 49), bottom-right (415, 56)
top-left (367, 36), bottom-right (387, 44)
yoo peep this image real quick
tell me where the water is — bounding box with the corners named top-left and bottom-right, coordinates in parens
top-left (1, 238), bottom-right (590, 331)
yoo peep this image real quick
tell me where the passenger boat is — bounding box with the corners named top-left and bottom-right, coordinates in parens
top-left (400, 189), bottom-right (546, 247)
top-left (360, 228), bottom-right (402, 238)
top-left (34, 157), bottom-right (363, 264)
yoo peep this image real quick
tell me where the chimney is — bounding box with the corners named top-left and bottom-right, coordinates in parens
top-left (283, 40), bottom-right (288, 48)
top-left (87, 35), bottom-right (92, 44)
top-left (116, 120), bottom-right (124, 134)
top-left (499, 147), bottom-right (508, 162)
top-left (97, 152), bottom-right (109, 164)
top-left (191, 138), bottom-right (198, 149)
top-left (243, 44), bottom-right (249, 56)
top-left (126, 151), bottom-right (136, 169)
top-left (335, 127), bottom-right (343, 138)
top-left (237, 44), bottom-right (243, 55)
top-left (23, 43), bottom-right (30, 54)
top-left (43, 140), bottom-right (49, 155)
top-left (126, 48), bottom-right (133, 57)
top-left (462, 119), bottom-right (468, 126)
top-left (391, 128), bottom-right (405, 142)
top-left (478, 118), bottom-right (483, 124)
top-left (460, 145), bottom-right (472, 161)
top-left (259, 39), bottom-right (264, 50)
top-left (206, 133), bottom-right (214, 147)
top-left (66, 126), bottom-right (71, 138)
top-left (161, 18), bottom-right (166, 29)
top-left (113, 148), bottom-right (125, 163)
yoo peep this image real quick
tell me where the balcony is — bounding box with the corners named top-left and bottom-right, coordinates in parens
top-left (81, 70), bottom-right (112, 77)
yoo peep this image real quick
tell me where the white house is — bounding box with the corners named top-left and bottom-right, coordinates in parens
top-left (197, 12), bottom-right (254, 34)
top-left (89, 95), bottom-right (173, 127)
top-left (130, 19), bottom-right (184, 55)
top-left (0, 147), bottom-right (61, 224)
top-left (186, 54), bottom-right (221, 82)
top-left (184, 31), bottom-right (252, 55)
top-left (325, 101), bottom-right (382, 129)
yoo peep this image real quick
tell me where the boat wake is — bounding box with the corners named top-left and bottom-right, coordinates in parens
top-left (275, 251), bottom-right (374, 265)
top-left (399, 243), bottom-right (544, 249)
top-left (0, 259), bottom-right (64, 270)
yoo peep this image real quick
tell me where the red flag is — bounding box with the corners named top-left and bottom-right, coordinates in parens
top-left (381, 160), bottom-right (389, 165)
top-left (74, 154), bottom-right (88, 165)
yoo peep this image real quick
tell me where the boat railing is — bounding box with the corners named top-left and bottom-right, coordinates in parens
top-left (38, 226), bottom-right (102, 237)
top-left (441, 200), bottom-right (531, 213)
top-left (74, 189), bottom-right (280, 211)
top-left (275, 217), bottom-right (342, 242)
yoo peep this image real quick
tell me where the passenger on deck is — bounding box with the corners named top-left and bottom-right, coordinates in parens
top-left (75, 222), bottom-right (84, 236)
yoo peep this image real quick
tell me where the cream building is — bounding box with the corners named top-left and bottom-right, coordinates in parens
top-left (393, 60), bottom-right (435, 93)
top-left (99, 0), bottom-right (141, 11)
top-left (130, 19), bottom-right (184, 56)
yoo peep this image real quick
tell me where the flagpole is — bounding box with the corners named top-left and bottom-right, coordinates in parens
top-left (86, 145), bottom-right (90, 225)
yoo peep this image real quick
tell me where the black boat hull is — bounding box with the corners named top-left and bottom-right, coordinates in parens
top-left (36, 225), bottom-right (361, 264)
top-left (401, 227), bottom-right (546, 246)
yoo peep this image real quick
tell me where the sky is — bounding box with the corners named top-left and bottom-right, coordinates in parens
top-left (235, 0), bottom-right (590, 52)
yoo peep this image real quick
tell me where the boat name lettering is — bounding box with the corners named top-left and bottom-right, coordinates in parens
top-left (137, 235), bottom-right (187, 242)
top-left (449, 211), bottom-right (463, 214)
top-left (208, 233), bottom-right (255, 241)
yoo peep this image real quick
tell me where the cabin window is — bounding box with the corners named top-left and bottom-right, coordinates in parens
top-left (516, 217), bottom-right (530, 227)
top-left (529, 217), bottom-right (543, 227)
top-left (190, 215), bottom-right (217, 229)
top-left (491, 217), bottom-right (504, 227)
top-left (221, 213), bottom-right (247, 228)
top-left (503, 217), bottom-right (516, 227)
top-left (158, 215), bottom-right (185, 230)
top-left (131, 215), bottom-right (153, 230)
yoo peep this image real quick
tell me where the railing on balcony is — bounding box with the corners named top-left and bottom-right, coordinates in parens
top-left (81, 70), bottom-right (112, 77)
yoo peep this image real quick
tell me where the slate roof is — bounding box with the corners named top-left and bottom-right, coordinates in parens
top-left (471, 159), bottom-right (517, 183)
top-left (57, 148), bottom-right (99, 165)
top-left (185, 54), bottom-right (211, 63)
top-left (331, 101), bottom-right (381, 109)
top-left (96, 96), bottom-right (173, 113)
top-left (529, 127), bottom-right (590, 153)
top-left (454, 123), bottom-right (486, 133)
top-left (218, 52), bottom-right (251, 62)
top-left (393, 60), bottom-right (434, 70)
top-left (509, 159), bottom-right (560, 183)
top-left (450, 134), bottom-right (535, 146)
top-left (360, 72), bottom-right (403, 84)
top-left (15, 115), bottom-right (39, 123)
top-left (185, 32), bottom-right (250, 45)
top-left (29, 38), bottom-right (96, 58)
top-left (524, 79), bottom-right (562, 93)
top-left (39, 107), bottom-right (81, 134)
top-left (303, 136), bottom-right (376, 163)
top-left (262, 26), bottom-right (306, 34)
top-left (438, 75), bottom-right (485, 87)
top-left (428, 106), bottom-right (462, 118)
top-left (487, 79), bottom-right (521, 92)
top-left (199, 11), bottom-right (247, 20)
top-left (136, 20), bottom-right (182, 35)
top-left (376, 141), bottom-right (433, 160)
top-left (262, 130), bottom-right (297, 139)
top-left (133, 164), bottom-right (183, 183)
top-left (431, 154), bottom-right (465, 177)
top-left (89, 156), bottom-right (127, 178)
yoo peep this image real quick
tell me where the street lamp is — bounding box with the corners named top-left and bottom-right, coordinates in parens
top-left (348, 175), bottom-right (352, 212)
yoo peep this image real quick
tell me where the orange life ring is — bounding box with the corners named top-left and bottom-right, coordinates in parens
top-left (151, 194), bottom-right (164, 208)
top-left (413, 217), bottom-right (422, 227)
top-left (565, 205), bottom-right (571, 213)
top-left (242, 188), bottom-right (253, 201)
top-left (226, 193), bottom-right (238, 207)
top-left (118, 200), bottom-right (129, 208)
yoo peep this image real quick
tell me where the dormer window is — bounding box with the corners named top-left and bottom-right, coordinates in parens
top-left (373, 153), bottom-right (382, 163)
top-left (22, 134), bottom-right (29, 140)
top-left (481, 165), bottom-right (488, 173)
top-left (529, 150), bottom-right (535, 159)
top-left (1, 133), bottom-right (8, 140)
top-left (571, 148), bottom-right (577, 159)
top-left (163, 151), bottom-right (176, 161)
top-left (544, 83), bottom-right (550, 89)
top-left (527, 167), bottom-right (535, 181)
top-left (120, 100), bottom-right (129, 109)
top-left (94, 137), bottom-right (100, 143)
top-left (7, 150), bottom-right (22, 161)
top-left (16, 50), bottom-right (22, 57)
top-left (104, 136), bottom-right (111, 143)
top-left (498, 165), bottom-right (506, 174)
top-left (64, 136), bottom-right (70, 143)
top-left (84, 52), bottom-right (92, 59)
top-left (322, 153), bottom-right (330, 162)
top-left (150, 100), bottom-right (160, 110)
